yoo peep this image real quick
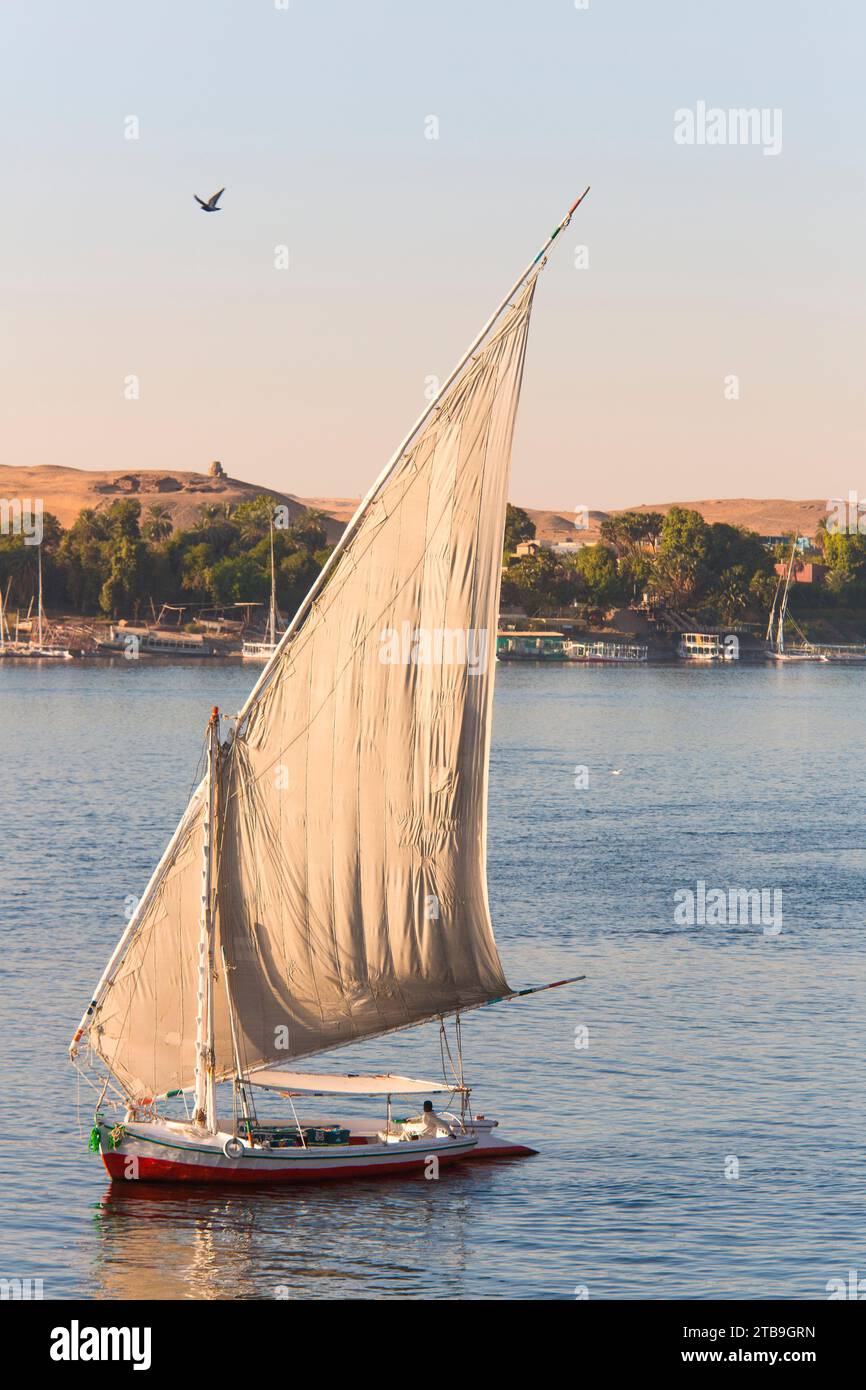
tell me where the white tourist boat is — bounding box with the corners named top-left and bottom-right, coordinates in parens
top-left (564, 639), bottom-right (647, 663)
top-left (820, 647), bottom-right (866, 663)
top-left (677, 632), bottom-right (736, 662)
top-left (96, 625), bottom-right (217, 657)
top-left (69, 193), bottom-right (589, 1185)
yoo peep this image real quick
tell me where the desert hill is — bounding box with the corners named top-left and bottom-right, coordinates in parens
top-left (0, 464), bottom-right (344, 543)
top-left (1, 465), bottom-right (828, 548)
top-left (300, 497), bottom-right (830, 545)
top-left (521, 498), bottom-right (828, 544)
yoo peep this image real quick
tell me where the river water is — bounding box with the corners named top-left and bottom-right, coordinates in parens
top-left (1, 659), bottom-right (864, 1299)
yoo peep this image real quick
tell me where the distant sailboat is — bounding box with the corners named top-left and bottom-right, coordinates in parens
top-left (0, 578), bottom-right (14, 656)
top-left (241, 515), bottom-right (281, 662)
top-left (2, 545), bottom-right (72, 660)
top-left (768, 538), bottom-right (826, 662)
top-left (70, 192), bottom-right (589, 1184)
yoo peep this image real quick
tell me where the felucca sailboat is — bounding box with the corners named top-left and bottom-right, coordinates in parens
top-left (767, 537), bottom-right (826, 662)
top-left (2, 545), bottom-right (72, 660)
top-left (242, 514), bottom-right (281, 662)
top-left (70, 193), bottom-right (589, 1184)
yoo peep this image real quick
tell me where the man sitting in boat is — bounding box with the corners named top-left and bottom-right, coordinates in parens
top-left (401, 1100), bottom-right (455, 1140)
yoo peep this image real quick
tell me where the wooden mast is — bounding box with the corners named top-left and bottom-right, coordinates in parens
top-left (37, 544), bottom-right (44, 650)
top-left (268, 513), bottom-right (277, 649)
top-left (777, 536), bottom-right (798, 654)
top-left (192, 706), bottom-right (220, 1130)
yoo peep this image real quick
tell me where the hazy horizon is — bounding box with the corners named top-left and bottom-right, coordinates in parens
top-left (2, 1), bottom-right (863, 511)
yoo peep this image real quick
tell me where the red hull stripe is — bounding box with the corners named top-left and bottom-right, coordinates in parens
top-left (465, 1144), bottom-right (537, 1159)
top-left (102, 1148), bottom-right (471, 1185)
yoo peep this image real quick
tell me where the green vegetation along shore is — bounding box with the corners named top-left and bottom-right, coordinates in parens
top-left (2, 496), bottom-right (866, 643)
top-left (0, 496), bottom-right (331, 622)
top-left (500, 505), bottom-right (866, 640)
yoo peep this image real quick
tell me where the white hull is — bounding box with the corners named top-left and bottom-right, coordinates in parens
top-left (96, 642), bottom-right (216, 658)
top-left (96, 1114), bottom-right (535, 1185)
top-left (0, 645), bottom-right (72, 659)
top-left (565, 655), bottom-right (647, 664)
top-left (769, 651), bottom-right (828, 663)
top-left (99, 1119), bottom-right (479, 1184)
top-left (241, 642), bottom-right (279, 662)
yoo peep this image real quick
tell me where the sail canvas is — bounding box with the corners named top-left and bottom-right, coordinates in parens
top-left (77, 277), bottom-right (538, 1102)
top-left (219, 280), bottom-right (537, 1073)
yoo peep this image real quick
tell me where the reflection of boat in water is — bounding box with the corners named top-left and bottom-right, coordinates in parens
top-left (96, 625), bottom-right (218, 657)
top-left (90, 1160), bottom-right (477, 1298)
top-left (70, 193), bottom-right (590, 1187)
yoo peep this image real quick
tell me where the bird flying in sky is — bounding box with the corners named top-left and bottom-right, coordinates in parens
top-left (194, 188), bottom-right (225, 212)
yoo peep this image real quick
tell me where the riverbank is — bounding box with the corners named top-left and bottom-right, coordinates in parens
top-left (1, 614), bottom-right (252, 658)
top-left (8, 606), bottom-right (865, 665)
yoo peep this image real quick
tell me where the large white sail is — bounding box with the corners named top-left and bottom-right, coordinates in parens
top-left (74, 277), bottom-right (538, 1101)
top-left (218, 280), bottom-right (537, 1073)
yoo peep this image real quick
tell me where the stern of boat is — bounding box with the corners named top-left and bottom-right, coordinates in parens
top-left (462, 1115), bottom-right (538, 1159)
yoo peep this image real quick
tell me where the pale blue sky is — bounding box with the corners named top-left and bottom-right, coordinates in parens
top-left (1, 1), bottom-right (863, 509)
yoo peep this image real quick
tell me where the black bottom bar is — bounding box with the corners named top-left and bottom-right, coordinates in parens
top-left (10, 1296), bottom-right (862, 1373)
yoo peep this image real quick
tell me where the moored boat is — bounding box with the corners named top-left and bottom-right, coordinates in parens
top-left (240, 639), bottom-right (279, 662)
top-left (766, 537), bottom-right (827, 662)
top-left (678, 632), bottom-right (737, 661)
top-left (564, 639), bottom-right (647, 663)
top-left (0, 546), bottom-right (72, 659)
top-left (96, 625), bottom-right (217, 657)
top-left (242, 514), bottom-right (282, 661)
top-left (3, 644), bottom-right (73, 659)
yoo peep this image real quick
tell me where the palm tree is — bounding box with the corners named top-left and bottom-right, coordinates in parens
top-left (142, 504), bottom-right (173, 542)
top-left (194, 503), bottom-right (224, 530)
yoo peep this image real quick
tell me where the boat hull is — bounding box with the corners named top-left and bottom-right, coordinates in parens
top-left (461, 1117), bottom-right (537, 1160)
top-left (0, 646), bottom-right (72, 659)
top-left (241, 644), bottom-right (278, 662)
top-left (769, 652), bottom-right (828, 662)
top-left (98, 1123), bottom-right (479, 1185)
top-left (95, 643), bottom-right (217, 659)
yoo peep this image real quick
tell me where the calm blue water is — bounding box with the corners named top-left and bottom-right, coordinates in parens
top-left (1, 659), bottom-right (864, 1299)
